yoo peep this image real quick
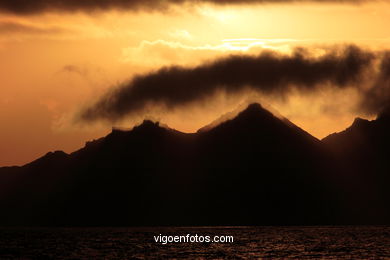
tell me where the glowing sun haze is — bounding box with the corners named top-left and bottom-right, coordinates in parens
top-left (1, 0), bottom-right (390, 166)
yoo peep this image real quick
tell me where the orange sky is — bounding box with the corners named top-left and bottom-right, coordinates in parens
top-left (1, 1), bottom-right (390, 166)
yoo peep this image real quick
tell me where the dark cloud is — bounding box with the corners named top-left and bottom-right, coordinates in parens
top-left (360, 52), bottom-right (390, 116)
top-left (0, 0), bottom-right (373, 15)
top-left (80, 45), bottom-right (380, 122)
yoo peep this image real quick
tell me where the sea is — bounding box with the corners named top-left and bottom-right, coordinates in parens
top-left (0, 226), bottom-right (389, 259)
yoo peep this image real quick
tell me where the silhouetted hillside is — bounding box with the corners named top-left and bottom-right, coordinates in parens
top-left (0, 103), bottom-right (388, 226)
top-left (323, 109), bottom-right (390, 223)
top-left (323, 108), bottom-right (390, 173)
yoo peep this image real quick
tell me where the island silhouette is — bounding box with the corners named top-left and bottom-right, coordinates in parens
top-left (0, 103), bottom-right (389, 226)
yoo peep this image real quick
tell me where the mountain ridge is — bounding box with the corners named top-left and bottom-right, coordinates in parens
top-left (8, 103), bottom-right (314, 168)
top-left (0, 102), bottom-right (389, 226)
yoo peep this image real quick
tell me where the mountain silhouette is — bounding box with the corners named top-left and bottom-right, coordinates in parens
top-left (0, 103), bottom-right (388, 226)
top-left (322, 109), bottom-right (390, 223)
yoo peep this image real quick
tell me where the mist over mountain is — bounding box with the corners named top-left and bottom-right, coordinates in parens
top-left (0, 103), bottom-right (389, 226)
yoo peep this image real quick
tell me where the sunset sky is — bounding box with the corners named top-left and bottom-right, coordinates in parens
top-left (1, 0), bottom-right (390, 166)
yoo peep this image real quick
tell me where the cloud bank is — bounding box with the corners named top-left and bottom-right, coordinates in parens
top-left (80, 45), bottom-right (390, 122)
top-left (0, 0), bottom-right (376, 15)
top-left (362, 52), bottom-right (390, 115)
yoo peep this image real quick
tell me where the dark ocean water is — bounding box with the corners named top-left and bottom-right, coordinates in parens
top-left (0, 226), bottom-right (389, 259)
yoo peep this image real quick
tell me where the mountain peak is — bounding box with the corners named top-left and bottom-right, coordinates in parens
top-left (238, 103), bottom-right (266, 116)
top-left (134, 120), bottom-right (160, 129)
top-left (202, 102), bottom-right (318, 143)
top-left (111, 120), bottom-right (161, 134)
top-left (197, 103), bottom-right (271, 133)
top-left (350, 117), bottom-right (370, 129)
top-left (24, 150), bottom-right (69, 168)
top-left (129, 120), bottom-right (166, 135)
top-left (229, 102), bottom-right (279, 125)
top-left (244, 102), bottom-right (264, 111)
